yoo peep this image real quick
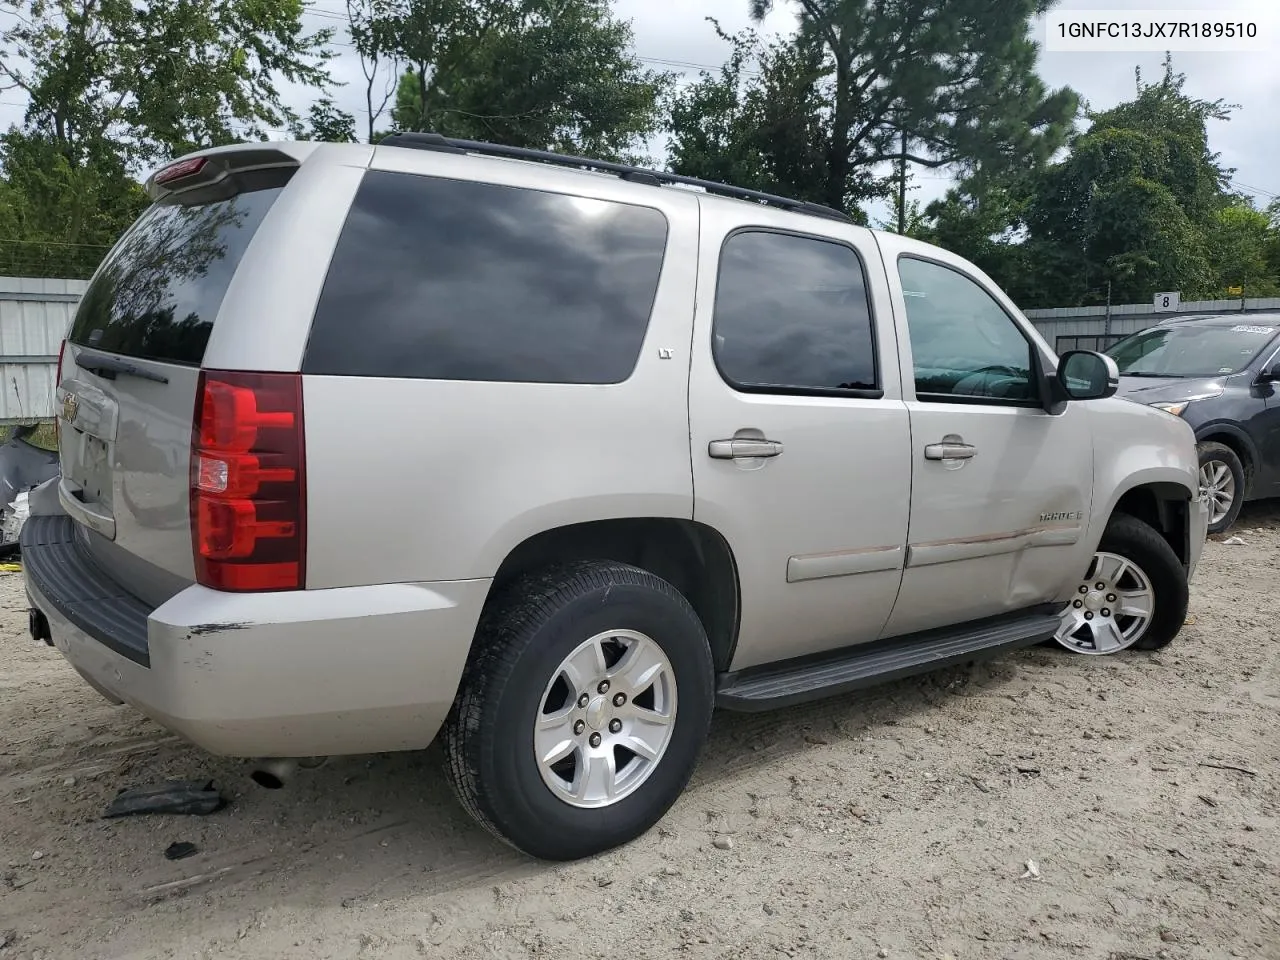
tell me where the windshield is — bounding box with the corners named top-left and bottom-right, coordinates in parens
top-left (1106, 323), bottom-right (1280, 378)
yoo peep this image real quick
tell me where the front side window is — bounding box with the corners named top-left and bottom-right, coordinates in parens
top-left (897, 256), bottom-right (1035, 402)
top-left (712, 230), bottom-right (878, 394)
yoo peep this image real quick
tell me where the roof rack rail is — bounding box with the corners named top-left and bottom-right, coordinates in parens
top-left (377, 131), bottom-right (853, 224)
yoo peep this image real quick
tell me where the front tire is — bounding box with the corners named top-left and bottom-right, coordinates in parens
top-left (1054, 513), bottom-right (1188, 655)
top-left (442, 561), bottom-right (714, 861)
top-left (1198, 441), bottom-right (1245, 534)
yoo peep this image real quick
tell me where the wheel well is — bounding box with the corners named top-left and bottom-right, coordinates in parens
top-left (1111, 483), bottom-right (1192, 565)
top-left (1199, 430), bottom-right (1254, 483)
top-left (490, 519), bottom-right (741, 672)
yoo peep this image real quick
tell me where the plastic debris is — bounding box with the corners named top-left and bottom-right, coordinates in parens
top-left (0, 491), bottom-right (29, 547)
top-left (102, 781), bottom-right (227, 818)
top-left (1020, 859), bottom-right (1041, 880)
top-left (163, 841), bottom-right (199, 861)
top-left (1222, 536), bottom-right (1246, 546)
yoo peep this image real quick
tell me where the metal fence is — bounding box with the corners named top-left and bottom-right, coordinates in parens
top-left (0, 276), bottom-right (85, 424)
top-left (1024, 297), bottom-right (1280, 350)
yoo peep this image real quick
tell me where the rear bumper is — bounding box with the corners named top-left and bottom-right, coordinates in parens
top-left (23, 516), bottom-right (490, 757)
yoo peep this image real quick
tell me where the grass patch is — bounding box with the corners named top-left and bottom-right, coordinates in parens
top-left (0, 421), bottom-right (58, 451)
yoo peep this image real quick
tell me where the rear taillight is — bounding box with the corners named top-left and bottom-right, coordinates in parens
top-left (56, 339), bottom-right (66, 383)
top-left (155, 156), bottom-right (208, 185)
top-left (190, 370), bottom-right (306, 591)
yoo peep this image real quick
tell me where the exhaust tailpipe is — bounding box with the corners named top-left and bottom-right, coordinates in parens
top-left (249, 756), bottom-right (327, 789)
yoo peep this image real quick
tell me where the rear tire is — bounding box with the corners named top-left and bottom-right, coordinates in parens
top-left (1054, 513), bottom-right (1188, 654)
top-left (442, 560), bottom-right (714, 861)
top-left (1198, 441), bottom-right (1245, 534)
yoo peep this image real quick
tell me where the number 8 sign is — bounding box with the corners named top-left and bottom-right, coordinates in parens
top-left (1154, 291), bottom-right (1180, 311)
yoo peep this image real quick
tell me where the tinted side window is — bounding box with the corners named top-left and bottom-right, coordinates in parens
top-left (712, 231), bottom-right (878, 393)
top-left (68, 184), bottom-right (285, 366)
top-left (303, 171), bottom-right (669, 384)
top-left (897, 256), bottom-right (1035, 402)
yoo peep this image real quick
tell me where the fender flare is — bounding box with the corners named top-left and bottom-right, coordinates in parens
top-left (1193, 420), bottom-right (1259, 473)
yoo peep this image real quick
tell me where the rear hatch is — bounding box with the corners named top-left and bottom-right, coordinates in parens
top-left (57, 154), bottom-right (294, 605)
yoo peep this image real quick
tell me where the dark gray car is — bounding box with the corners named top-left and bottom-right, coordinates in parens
top-left (1108, 313), bottom-right (1280, 533)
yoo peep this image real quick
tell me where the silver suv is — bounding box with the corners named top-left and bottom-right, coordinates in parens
top-left (25, 134), bottom-right (1209, 861)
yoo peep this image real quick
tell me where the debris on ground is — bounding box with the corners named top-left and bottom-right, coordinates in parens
top-left (1222, 536), bottom-right (1247, 545)
top-left (0, 426), bottom-right (58, 555)
top-left (1020, 859), bottom-right (1041, 880)
top-left (163, 841), bottom-right (199, 861)
top-left (102, 781), bottom-right (227, 819)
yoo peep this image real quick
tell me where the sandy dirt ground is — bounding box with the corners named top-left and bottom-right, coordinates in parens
top-left (1, 510), bottom-right (1278, 960)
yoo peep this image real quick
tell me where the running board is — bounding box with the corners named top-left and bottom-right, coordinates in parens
top-left (715, 609), bottom-right (1061, 712)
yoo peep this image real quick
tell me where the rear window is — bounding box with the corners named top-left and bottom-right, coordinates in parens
top-left (68, 182), bottom-right (285, 366)
top-left (302, 171), bottom-right (669, 384)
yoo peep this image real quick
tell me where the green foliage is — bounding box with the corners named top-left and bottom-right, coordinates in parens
top-left (0, 0), bottom-right (335, 166)
top-left (367, 0), bottom-right (670, 161)
top-left (1208, 205), bottom-right (1280, 298)
top-left (0, 131), bottom-right (147, 277)
top-left (289, 98), bottom-right (358, 143)
top-left (920, 56), bottom-right (1278, 308)
top-left (665, 24), bottom-right (848, 207)
top-left (668, 0), bottom-right (1078, 216)
top-left (0, 0), bottom-right (335, 277)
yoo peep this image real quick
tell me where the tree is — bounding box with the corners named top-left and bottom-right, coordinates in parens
top-left (915, 57), bottom-right (1259, 309)
top-left (289, 98), bottom-right (358, 143)
top-left (0, 131), bottom-right (147, 277)
top-left (360, 0), bottom-right (669, 160)
top-left (673, 0), bottom-right (1077, 214)
top-left (666, 23), bottom-right (876, 216)
top-left (0, 0), bottom-right (335, 277)
top-left (1206, 205), bottom-right (1280, 298)
top-left (0, 0), bottom-right (336, 167)
top-left (346, 0), bottom-right (399, 143)
top-left (1266, 201), bottom-right (1280, 282)
top-left (1020, 58), bottom-right (1237, 305)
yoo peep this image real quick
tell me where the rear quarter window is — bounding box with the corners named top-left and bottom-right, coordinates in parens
top-left (302, 171), bottom-right (669, 384)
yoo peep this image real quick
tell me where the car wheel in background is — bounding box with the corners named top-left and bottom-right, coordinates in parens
top-left (1054, 513), bottom-right (1189, 655)
top-left (1197, 441), bottom-right (1245, 534)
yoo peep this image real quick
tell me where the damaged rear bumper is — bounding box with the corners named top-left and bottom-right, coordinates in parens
top-left (22, 513), bottom-right (490, 757)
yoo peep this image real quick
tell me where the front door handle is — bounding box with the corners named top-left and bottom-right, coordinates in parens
top-left (924, 441), bottom-right (977, 461)
top-left (708, 438), bottom-right (784, 460)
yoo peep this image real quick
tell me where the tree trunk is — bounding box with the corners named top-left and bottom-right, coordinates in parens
top-left (824, 56), bottom-right (852, 211)
top-left (896, 129), bottom-right (907, 234)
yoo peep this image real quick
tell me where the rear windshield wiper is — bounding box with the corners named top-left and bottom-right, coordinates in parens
top-left (74, 351), bottom-right (169, 385)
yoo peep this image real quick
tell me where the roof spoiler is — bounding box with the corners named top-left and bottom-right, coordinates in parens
top-left (144, 142), bottom-right (323, 201)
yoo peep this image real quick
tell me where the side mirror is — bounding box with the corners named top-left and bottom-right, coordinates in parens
top-left (1056, 350), bottom-right (1119, 401)
top-left (1257, 362), bottom-right (1280, 384)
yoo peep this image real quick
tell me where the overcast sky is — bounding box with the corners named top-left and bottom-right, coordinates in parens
top-left (1, 0), bottom-right (1276, 222)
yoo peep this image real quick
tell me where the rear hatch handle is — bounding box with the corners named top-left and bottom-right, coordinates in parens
top-left (75, 351), bottom-right (170, 385)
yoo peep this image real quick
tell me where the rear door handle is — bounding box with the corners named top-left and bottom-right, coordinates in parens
top-left (924, 441), bottom-right (977, 461)
top-left (708, 438), bottom-right (784, 460)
